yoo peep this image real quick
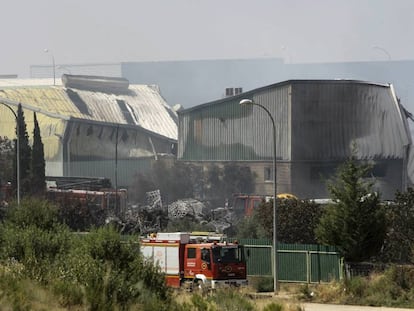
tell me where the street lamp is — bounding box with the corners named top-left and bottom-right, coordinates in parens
top-left (0, 102), bottom-right (20, 205)
top-left (239, 98), bottom-right (278, 293)
top-left (114, 125), bottom-right (119, 215)
top-left (44, 49), bottom-right (56, 85)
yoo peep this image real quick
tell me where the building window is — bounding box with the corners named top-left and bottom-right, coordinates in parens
top-left (264, 167), bottom-right (273, 182)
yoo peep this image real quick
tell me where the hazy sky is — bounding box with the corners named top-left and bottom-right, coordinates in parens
top-left (2, 0), bottom-right (414, 78)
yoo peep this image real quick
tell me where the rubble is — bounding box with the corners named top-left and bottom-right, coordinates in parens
top-left (114, 190), bottom-right (241, 235)
top-left (168, 198), bottom-right (206, 220)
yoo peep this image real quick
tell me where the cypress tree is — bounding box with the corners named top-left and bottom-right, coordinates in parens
top-left (315, 151), bottom-right (386, 262)
top-left (31, 112), bottom-right (46, 196)
top-left (13, 104), bottom-right (32, 198)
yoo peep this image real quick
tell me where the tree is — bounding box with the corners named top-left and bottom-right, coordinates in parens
top-left (12, 104), bottom-right (32, 198)
top-left (380, 188), bottom-right (414, 263)
top-left (31, 112), bottom-right (46, 196)
top-left (237, 198), bottom-right (323, 243)
top-left (315, 153), bottom-right (386, 262)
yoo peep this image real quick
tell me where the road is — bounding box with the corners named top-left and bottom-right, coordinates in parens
top-left (302, 303), bottom-right (411, 311)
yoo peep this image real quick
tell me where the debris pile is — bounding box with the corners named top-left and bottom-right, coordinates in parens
top-left (168, 198), bottom-right (206, 220)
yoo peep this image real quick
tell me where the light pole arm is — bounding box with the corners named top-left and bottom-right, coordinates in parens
top-left (240, 99), bottom-right (278, 293)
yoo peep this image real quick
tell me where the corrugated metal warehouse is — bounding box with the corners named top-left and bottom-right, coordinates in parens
top-left (0, 75), bottom-right (178, 187)
top-left (178, 79), bottom-right (413, 200)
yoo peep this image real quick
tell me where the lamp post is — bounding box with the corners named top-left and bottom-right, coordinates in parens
top-left (114, 125), bottom-right (119, 215)
top-left (0, 102), bottom-right (20, 206)
top-left (239, 98), bottom-right (278, 293)
top-left (44, 49), bottom-right (56, 85)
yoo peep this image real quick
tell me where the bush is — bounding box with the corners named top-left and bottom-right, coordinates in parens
top-left (302, 265), bottom-right (414, 308)
top-left (249, 276), bottom-right (274, 292)
top-left (0, 198), bottom-right (177, 310)
top-left (262, 303), bottom-right (283, 311)
top-left (0, 271), bottom-right (31, 311)
top-left (207, 288), bottom-right (255, 311)
top-left (50, 226), bottom-right (172, 310)
top-left (343, 276), bottom-right (367, 300)
top-left (3, 198), bottom-right (60, 231)
top-left (0, 198), bottom-right (72, 283)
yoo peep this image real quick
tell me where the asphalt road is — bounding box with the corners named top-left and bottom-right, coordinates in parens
top-left (302, 303), bottom-right (411, 311)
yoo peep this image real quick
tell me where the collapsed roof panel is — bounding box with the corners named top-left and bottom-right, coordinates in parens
top-left (0, 75), bottom-right (178, 140)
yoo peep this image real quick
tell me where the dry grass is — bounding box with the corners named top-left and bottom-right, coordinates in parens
top-left (172, 286), bottom-right (305, 311)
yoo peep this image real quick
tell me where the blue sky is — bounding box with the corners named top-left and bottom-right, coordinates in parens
top-left (1, 0), bottom-right (413, 77)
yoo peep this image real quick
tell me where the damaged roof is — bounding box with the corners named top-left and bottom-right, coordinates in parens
top-left (0, 75), bottom-right (178, 140)
top-left (178, 79), bottom-right (412, 161)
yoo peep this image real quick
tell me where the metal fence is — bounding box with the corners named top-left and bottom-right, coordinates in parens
top-left (238, 239), bottom-right (343, 283)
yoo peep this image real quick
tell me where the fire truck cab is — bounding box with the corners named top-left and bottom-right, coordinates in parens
top-left (140, 232), bottom-right (248, 289)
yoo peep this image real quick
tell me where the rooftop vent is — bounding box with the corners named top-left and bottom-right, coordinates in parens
top-left (225, 87), bottom-right (243, 97)
top-left (62, 74), bottom-right (129, 94)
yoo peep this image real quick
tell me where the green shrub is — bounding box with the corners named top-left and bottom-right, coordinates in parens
top-left (4, 198), bottom-right (60, 231)
top-left (51, 278), bottom-right (84, 307)
top-left (301, 265), bottom-right (414, 308)
top-left (0, 272), bottom-right (31, 311)
top-left (385, 265), bottom-right (414, 290)
top-left (0, 199), bottom-right (175, 310)
top-left (51, 226), bottom-right (172, 309)
top-left (0, 198), bottom-right (72, 283)
top-left (341, 276), bottom-right (368, 305)
top-left (252, 276), bottom-right (274, 292)
top-left (190, 293), bottom-right (214, 311)
top-left (207, 288), bottom-right (255, 311)
top-left (262, 302), bottom-right (283, 311)
top-left (298, 284), bottom-right (313, 300)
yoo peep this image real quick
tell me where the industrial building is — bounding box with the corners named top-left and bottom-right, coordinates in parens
top-left (0, 75), bottom-right (178, 187)
top-left (178, 79), bottom-right (413, 200)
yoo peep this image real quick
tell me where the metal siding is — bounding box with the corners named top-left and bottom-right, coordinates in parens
top-left (291, 82), bottom-right (410, 160)
top-left (178, 86), bottom-right (290, 161)
top-left (68, 122), bottom-right (159, 159)
top-left (0, 104), bottom-right (65, 161)
top-left (30, 63), bottom-right (122, 79)
top-left (179, 80), bottom-right (410, 164)
top-left (69, 158), bottom-right (152, 186)
top-left (0, 105), bottom-right (18, 139)
top-left (251, 86), bottom-right (291, 161)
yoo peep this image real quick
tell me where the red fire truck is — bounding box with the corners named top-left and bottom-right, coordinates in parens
top-left (140, 232), bottom-right (248, 289)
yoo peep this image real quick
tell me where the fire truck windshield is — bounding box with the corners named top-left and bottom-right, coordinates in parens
top-left (212, 245), bottom-right (245, 263)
